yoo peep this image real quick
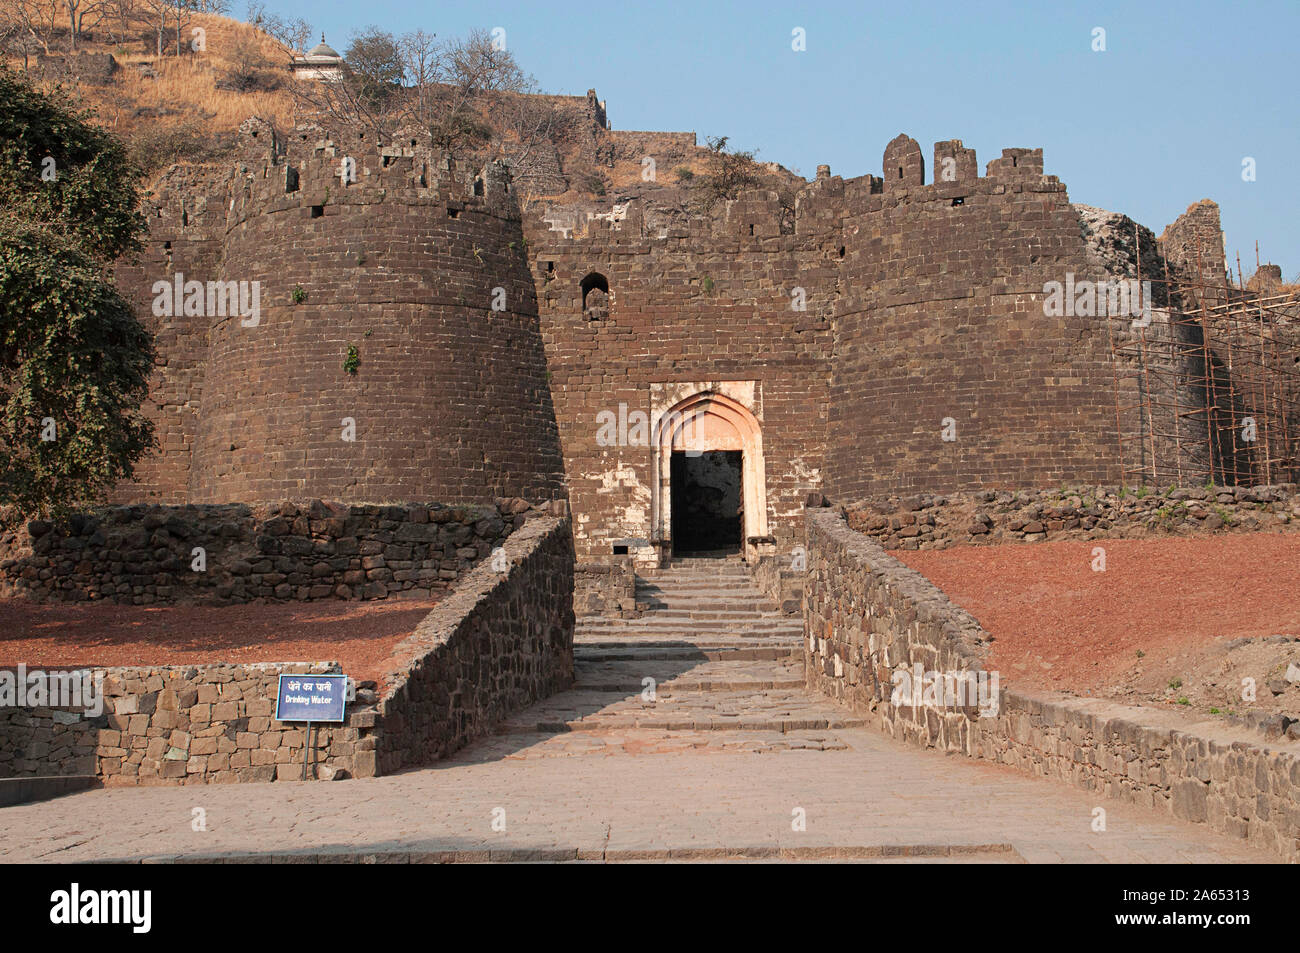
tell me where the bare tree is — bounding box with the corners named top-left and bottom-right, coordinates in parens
top-left (5, 0), bottom-right (61, 56)
top-left (170, 0), bottom-right (193, 56)
top-left (65, 0), bottom-right (111, 50)
top-left (424, 28), bottom-right (524, 154)
top-left (398, 27), bottom-right (437, 118)
top-left (291, 23), bottom-right (569, 197)
top-left (139, 0), bottom-right (170, 56)
top-left (102, 0), bottom-right (139, 46)
top-left (244, 0), bottom-right (309, 57)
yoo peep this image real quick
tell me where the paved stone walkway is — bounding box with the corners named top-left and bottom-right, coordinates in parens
top-left (0, 559), bottom-right (1277, 862)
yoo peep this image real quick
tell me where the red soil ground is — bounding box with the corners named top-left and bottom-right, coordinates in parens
top-left (3, 597), bottom-right (441, 686)
top-left (898, 533), bottom-right (1300, 694)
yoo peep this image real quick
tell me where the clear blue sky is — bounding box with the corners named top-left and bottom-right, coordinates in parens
top-left (267, 0), bottom-right (1298, 278)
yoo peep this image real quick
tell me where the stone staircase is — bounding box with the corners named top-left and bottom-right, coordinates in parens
top-left (496, 557), bottom-right (865, 747)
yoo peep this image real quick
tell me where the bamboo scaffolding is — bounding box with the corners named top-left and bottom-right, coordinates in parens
top-left (1107, 242), bottom-right (1299, 488)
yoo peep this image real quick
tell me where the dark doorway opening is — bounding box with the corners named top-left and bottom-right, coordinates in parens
top-left (670, 450), bottom-right (742, 556)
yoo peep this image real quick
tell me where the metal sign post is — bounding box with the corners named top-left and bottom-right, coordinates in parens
top-left (274, 674), bottom-right (348, 781)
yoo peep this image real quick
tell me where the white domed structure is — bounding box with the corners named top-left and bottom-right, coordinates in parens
top-left (292, 35), bottom-right (344, 82)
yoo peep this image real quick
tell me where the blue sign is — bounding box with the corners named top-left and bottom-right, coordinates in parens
top-left (275, 674), bottom-right (348, 723)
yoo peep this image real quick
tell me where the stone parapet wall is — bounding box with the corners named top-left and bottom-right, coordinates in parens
top-left (804, 505), bottom-right (1300, 861)
top-left (376, 516), bottom-right (575, 773)
top-left (826, 140), bottom-right (1125, 501)
top-left (0, 498), bottom-right (555, 605)
top-left (845, 483), bottom-right (1300, 551)
top-left (1, 516), bottom-right (576, 785)
top-left (0, 662), bottom-right (377, 784)
top-left (574, 557), bottom-right (638, 618)
top-left (753, 553), bottom-right (803, 617)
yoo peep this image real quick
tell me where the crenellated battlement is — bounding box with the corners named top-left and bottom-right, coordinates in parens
top-left (526, 133), bottom-right (1070, 258)
top-left (111, 115), bottom-right (1253, 562)
top-left (225, 118), bottom-right (522, 234)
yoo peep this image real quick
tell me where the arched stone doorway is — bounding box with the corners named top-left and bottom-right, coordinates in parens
top-left (651, 389), bottom-right (770, 564)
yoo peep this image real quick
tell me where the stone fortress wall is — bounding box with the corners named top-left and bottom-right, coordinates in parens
top-left (526, 130), bottom-right (1239, 566)
top-left (827, 136), bottom-right (1125, 500)
top-left (112, 118), bottom-right (567, 509)
top-left (99, 101), bottom-right (1283, 574)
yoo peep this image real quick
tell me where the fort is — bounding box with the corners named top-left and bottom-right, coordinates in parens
top-left (4, 67), bottom-right (1300, 863)
top-left (90, 103), bottom-right (1295, 579)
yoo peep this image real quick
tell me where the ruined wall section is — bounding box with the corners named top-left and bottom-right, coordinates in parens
top-left (183, 125), bottom-right (566, 505)
top-left (1160, 199), bottom-right (1229, 308)
top-left (110, 164), bottom-right (228, 503)
top-left (525, 184), bottom-right (842, 562)
top-left (827, 136), bottom-right (1125, 499)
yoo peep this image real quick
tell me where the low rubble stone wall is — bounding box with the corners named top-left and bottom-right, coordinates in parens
top-left (0, 498), bottom-right (553, 605)
top-left (805, 504), bottom-right (1300, 861)
top-left (845, 483), bottom-right (1300, 550)
top-left (1, 516), bottom-right (575, 785)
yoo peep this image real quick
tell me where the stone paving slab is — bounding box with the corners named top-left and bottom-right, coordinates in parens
top-left (575, 656), bottom-right (804, 692)
top-left (484, 728), bottom-right (853, 758)
top-left (496, 688), bottom-right (867, 733)
top-left (572, 643), bottom-right (799, 661)
top-left (0, 560), bottom-right (1279, 864)
top-left (0, 727), bottom-right (1273, 863)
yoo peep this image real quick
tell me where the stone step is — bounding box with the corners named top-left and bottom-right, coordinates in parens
top-left (632, 608), bottom-right (783, 619)
top-left (580, 609), bottom-right (789, 622)
top-left (639, 569), bottom-right (754, 581)
top-left (574, 644), bottom-right (800, 663)
top-left (577, 620), bottom-right (803, 632)
top-left (640, 571), bottom-right (753, 580)
top-left (635, 586), bottom-right (770, 597)
top-left (576, 630), bottom-right (803, 642)
top-left (635, 595), bottom-right (768, 607)
top-left (498, 688), bottom-right (867, 734)
top-left (634, 589), bottom-right (768, 601)
top-left (575, 657), bottom-right (804, 693)
top-left (575, 677), bottom-right (807, 693)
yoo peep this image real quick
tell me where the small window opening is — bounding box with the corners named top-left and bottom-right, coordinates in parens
top-left (612, 544), bottom-right (629, 555)
top-left (285, 167), bottom-right (299, 193)
top-left (473, 178), bottom-right (484, 196)
top-left (163, 241), bottom-right (172, 250)
top-left (581, 271), bottom-right (610, 319)
top-left (310, 205), bottom-right (324, 218)
top-left (898, 166), bottom-right (903, 179)
top-left (748, 224), bottom-right (754, 236)
top-left (181, 210), bottom-right (189, 226)
top-left (951, 197), bottom-right (965, 207)
top-left (838, 246), bottom-right (846, 258)
top-left (1012, 156), bottom-right (1018, 167)
top-left (447, 207), bottom-right (459, 218)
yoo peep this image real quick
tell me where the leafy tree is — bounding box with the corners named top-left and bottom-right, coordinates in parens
top-left (0, 66), bottom-right (154, 518)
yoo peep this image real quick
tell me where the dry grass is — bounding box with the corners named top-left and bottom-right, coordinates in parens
top-left (4, 6), bottom-right (298, 166)
top-left (2, 3), bottom-right (721, 197)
